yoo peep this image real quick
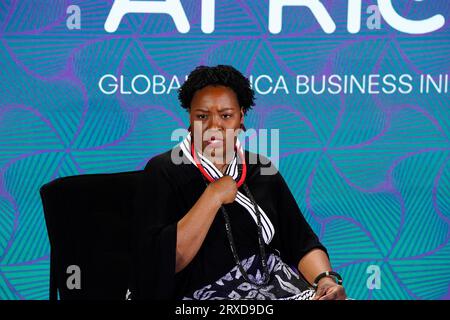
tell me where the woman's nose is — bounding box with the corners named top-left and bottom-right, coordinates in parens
top-left (208, 114), bottom-right (223, 130)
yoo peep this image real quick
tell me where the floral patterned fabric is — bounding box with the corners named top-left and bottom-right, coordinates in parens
top-left (183, 253), bottom-right (316, 300)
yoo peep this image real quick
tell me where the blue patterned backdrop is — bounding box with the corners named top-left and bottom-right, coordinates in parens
top-left (0, 0), bottom-right (449, 300)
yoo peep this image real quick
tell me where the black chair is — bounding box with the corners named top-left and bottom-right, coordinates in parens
top-left (39, 171), bottom-right (144, 300)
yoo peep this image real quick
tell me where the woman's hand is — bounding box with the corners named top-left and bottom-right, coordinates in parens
top-left (207, 175), bottom-right (238, 205)
top-left (176, 175), bottom-right (237, 273)
top-left (313, 277), bottom-right (347, 300)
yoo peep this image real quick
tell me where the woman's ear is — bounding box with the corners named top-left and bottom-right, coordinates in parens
top-left (240, 108), bottom-right (246, 132)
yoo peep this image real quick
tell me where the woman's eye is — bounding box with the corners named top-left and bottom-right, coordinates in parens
top-left (222, 114), bottom-right (232, 119)
top-left (197, 114), bottom-right (207, 119)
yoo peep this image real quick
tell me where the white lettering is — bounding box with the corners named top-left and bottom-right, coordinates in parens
top-left (131, 75), bottom-right (151, 95)
top-left (201, 0), bottom-right (215, 33)
top-left (377, 0), bottom-right (445, 34)
top-left (399, 74), bottom-right (413, 94)
top-left (269, 0), bottom-right (335, 34)
top-left (347, 0), bottom-right (362, 33)
top-left (167, 75), bottom-right (181, 94)
top-left (98, 74), bottom-right (118, 94)
top-left (104, 0), bottom-right (446, 35)
top-left (296, 75), bottom-right (309, 94)
top-left (252, 75), bottom-right (273, 95)
top-left (273, 75), bottom-right (289, 94)
top-left (152, 75), bottom-right (166, 94)
top-left (105, 0), bottom-right (190, 33)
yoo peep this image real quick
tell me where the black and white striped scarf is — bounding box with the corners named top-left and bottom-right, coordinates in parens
top-left (179, 132), bottom-right (274, 244)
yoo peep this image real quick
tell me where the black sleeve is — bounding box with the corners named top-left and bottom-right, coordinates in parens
top-left (274, 170), bottom-right (328, 267)
top-left (130, 157), bottom-right (180, 300)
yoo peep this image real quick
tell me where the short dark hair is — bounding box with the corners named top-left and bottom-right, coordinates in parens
top-left (178, 65), bottom-right (255, 115)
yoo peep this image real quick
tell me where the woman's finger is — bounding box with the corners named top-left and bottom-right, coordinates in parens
top-left (319, 289), bottom-right (337, 300)
top-left (312, 287), bottom-right (325, 300)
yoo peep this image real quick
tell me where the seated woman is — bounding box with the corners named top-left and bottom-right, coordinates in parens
top-left (130, 65), bottom-right (346, 300)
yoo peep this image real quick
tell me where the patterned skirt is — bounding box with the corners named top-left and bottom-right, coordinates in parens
top-left (183, 253), bottom-right (316, 300)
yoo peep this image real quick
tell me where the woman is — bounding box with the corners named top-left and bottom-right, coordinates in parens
top-left (130, 65), bottom-right (346, 300)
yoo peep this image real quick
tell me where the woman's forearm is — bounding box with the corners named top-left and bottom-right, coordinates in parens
top-left (297, 248), bottom-right (333, 285)
top-left (175, 187), bottom-right (222, 273)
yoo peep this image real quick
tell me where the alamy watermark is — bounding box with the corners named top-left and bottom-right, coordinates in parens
top-left (66, 265), bottom-right (81, 290)
top-left (170, 125), bottom-right (280, 176)
top-left (366, 265), bottom-right (382, 290)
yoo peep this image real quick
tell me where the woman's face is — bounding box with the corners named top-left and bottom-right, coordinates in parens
top-left (189, 85), bottom-right (244, 164)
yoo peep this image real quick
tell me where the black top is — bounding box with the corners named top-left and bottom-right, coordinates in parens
top-left (130, 145), bottom-right (327, 300)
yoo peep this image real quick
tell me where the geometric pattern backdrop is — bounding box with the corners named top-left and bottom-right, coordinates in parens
top-left (0, 0), bottom-right (449, 299)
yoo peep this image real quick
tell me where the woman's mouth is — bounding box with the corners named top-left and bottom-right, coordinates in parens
top-left (206, 137), bottom-right (223, 147)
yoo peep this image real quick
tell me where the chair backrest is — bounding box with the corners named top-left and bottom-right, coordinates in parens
top-left (40, 170), bottom-right (144, 300)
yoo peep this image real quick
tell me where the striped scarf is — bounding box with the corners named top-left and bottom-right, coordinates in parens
top-left (179, 132), bottom-right (274, 244)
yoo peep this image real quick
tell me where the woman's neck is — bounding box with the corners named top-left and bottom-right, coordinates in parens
top-left (203, 153), bottom-right (232, 174)
top-left (214, 162), bottom-right (229, 174)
